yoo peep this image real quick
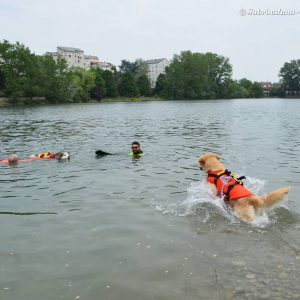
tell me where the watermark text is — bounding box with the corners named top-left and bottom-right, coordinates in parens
top-left (239, 8), bottom-right (299, 16)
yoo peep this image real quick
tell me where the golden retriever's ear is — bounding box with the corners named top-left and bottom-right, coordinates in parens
top-left (198, 156), bottom-right (206, 166)
top-left (212, 154), bottom-right (220, 160)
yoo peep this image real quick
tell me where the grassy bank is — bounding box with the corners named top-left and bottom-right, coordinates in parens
top-left (99, 96), bottom-right (163, 102)
top-left (0, 96), bottom-right (164, 106)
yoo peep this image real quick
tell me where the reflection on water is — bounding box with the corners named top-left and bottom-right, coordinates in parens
top-left (0, 99), bottom-right (299, 300)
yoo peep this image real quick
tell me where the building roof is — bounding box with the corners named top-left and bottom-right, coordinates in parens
top-left (45, 51), bottom-right (59, 56)
top-left (99, 62), bottom-right (112, 67)
top-left (145, 58), bottom-right (167, 64)
top-left (84, 55), bottom-right (99, 60)
top-left (57, 47), bottom-right (84, 53)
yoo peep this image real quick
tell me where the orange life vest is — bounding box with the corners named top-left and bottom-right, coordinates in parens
top-left (207, 170), bottom-right (252, 201)
top-left (36, 152), bottom-right (56, 159)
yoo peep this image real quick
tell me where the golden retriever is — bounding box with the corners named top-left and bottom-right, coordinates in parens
top-left (198, 153), bottom-right (290, 223)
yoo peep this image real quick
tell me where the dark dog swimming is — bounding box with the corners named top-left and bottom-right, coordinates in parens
top-left (95, 150), bottom-right (113, 156)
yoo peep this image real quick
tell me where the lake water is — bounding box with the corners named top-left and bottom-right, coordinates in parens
top-left (0, 99), bottom-right (299, 300)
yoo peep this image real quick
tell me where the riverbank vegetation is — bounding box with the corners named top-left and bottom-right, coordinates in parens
top-left (0, 40), bottom-right (298, 104)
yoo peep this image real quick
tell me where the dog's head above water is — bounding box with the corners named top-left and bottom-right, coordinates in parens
top-left (198, 153), bottom-right (224, 172)
top-left (56, 151), bottom-right (71, 160)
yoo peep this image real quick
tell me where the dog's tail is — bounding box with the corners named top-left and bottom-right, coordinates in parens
top-left (261, 187), bottom-right (290, 209)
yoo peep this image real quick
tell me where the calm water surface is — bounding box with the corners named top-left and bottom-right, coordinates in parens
top-left (0, 99), bottom-right (299, 300)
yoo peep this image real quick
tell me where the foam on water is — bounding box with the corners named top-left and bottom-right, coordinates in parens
top-left (154, 175), bottom-right (288, 227)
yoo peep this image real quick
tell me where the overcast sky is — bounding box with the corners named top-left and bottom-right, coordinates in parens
top-left (1, 0), bottom-right (299, 82)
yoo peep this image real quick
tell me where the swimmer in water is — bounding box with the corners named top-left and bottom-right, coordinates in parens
top-left (0, 151), bottom-right (70, 166)
top-left (129, 141), bottom-right (144, 157)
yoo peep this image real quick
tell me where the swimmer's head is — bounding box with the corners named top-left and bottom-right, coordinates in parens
top-left (8, 154), bottom-right (19, 165)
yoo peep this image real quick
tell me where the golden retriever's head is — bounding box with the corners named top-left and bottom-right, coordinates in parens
top-left (198, 153), bottom-right (224, 173)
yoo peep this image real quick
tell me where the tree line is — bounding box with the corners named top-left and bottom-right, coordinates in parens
top-left (0, 40), bottom-right (299, 103)
top-left (0, 40), bottom-right (151, 103)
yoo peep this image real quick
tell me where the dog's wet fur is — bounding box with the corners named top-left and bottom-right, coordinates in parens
top-left (56, 151), bottom-right (70, 160)
top-left (198, 153), bottom-right (290, 223)
top-left (95, 150), bottom-right (113, 156)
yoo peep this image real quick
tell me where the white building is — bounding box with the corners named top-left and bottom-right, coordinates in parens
top-left (46, 47), bottom-right (114, 71)
top-left (97, 62), bottom-right (114, 71)
top-left (57, 47), bottom-right (86, 69)
top-left (84, 55), bottom-right (100, 69)
top-left (145, 58), bottom-right (170, 88)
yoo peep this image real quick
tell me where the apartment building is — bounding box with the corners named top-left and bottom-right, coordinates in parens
top-left (145, 58), bottom-right (170, 88)
top-left (46, 47), bottom-right (114, 71)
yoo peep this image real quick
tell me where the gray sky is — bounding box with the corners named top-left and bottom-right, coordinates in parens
top-left (1, 0), bottom-right (300, 82)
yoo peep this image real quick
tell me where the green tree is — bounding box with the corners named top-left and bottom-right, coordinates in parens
top-left (251, 82), bottom-right (264, 98)
top-left (238, 78), bottom-right (252, 97)
top-left (0, 40), bottom-right (12, 95)
top-left (118, 59), bottom-right (148, 78)
top-left (118, 71), bottom-right (139, 97)
top-left (136, 74), bottom-right (151, 96)
top-left (0, 40), bottom-right (72, 102)
top-left (160, 51), bottom-right (232, 99)
top-left (0, 69), bottom-right (5, 91)
top-left (154, 73), bottom-right (167, 97)
top-left (0, 40), bottom-right (37, 98)
top-left (91, 68), bottom-right (106, 99)
top-left (102, 70), bottom-right (118, 97)
top-left (222, 80), bottom-right (249, 99)
top-left (203, 52), bottom-right (232, 98)
top-left (39, 55), bottom-right (72, 102)
top-left (134, 58), bottom-right (148, 77)
top-left (279, 59), bottom-right (300, 95)
top-left (69, 68), bottom-right (96, 102)
top-left (238, 78), bottom-right (264, 98)
top-left (270, 82), bottom-right (285, 97)
top-left (118, 60), bottom-right (139, 75)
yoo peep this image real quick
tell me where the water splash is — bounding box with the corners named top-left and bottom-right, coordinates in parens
top-left (154, 176), bottom-right (286, 227)
top-left (177, 180), bottom-right (238, 222)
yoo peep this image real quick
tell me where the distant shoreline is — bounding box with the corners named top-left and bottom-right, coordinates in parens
top-left (0, 96), bottom-right (298, 106)
top-left (0, 96), bottom-right (163, 106)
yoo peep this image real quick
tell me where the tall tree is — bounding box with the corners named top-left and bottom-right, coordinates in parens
top-left (279, 59), bottom-right (300, 94)
top-left (204, 52), bottom-right (232, 98)
top-left (270, 82), bottom-right (285, 98)
top-left (91, 68), bottom-right (106, 99)
top-left (238, 78), bottom-right (264, 98)
top-left (118, 71), bottom-right (139, 97)
top-left (39, 56), bottom-right (71, 102)
top-left (0, 40), bottom-right (72, 102)
top-left (160, 51), bottom-right (232, 99)
top-left (134, 58), bottom-right (148, 78)
top-left (69, 68), bottom-right (96, 102)
top-left (118, 59), bottom-right (148, 78)
top-left (251, 82), bottom-right (264, 98)
top-left (154, 73), bottom-right (167, 97)
top-left (136, 74), bottom-right (151, 96)
top-left (0, 40), bottom-right (37, 98)
top-left (0, 69), bottom-right (5, 91)
top-left (118, 60), bottom-right (139, 75)
top-left (102, 70), bottom-right (118, 97)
